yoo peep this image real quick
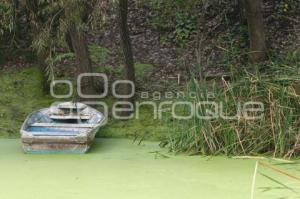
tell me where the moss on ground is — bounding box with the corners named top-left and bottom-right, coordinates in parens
top-left (99, 102), bottom-right (170, 141)
top-left (0, 66), bottom-right (169, 140)
top-left (0, 67), bottom-right (54, 138)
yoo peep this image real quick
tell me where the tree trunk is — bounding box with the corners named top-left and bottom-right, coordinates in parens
top-left (65, 3), bottom-right (95, 99)
top-left (244, 0), bottom-right (266, 63)
top-left (68, 24), bottom-right (95, 98)
top-left (118, 0), bottom-right (136, 109)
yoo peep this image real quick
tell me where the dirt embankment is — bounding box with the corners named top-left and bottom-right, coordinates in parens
top-left (95, 0), bottom-right (299, 82)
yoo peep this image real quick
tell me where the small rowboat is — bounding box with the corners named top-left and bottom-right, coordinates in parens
top-left (20, 102), bottom-right (105, 154)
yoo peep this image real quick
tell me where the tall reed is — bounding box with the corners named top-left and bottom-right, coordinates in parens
top-left (168, 60), bottom-right (300, 158)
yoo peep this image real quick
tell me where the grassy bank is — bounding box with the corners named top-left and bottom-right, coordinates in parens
top-left (0, 66), bottom-right (168, 140)
top-left (0, 67), bottom-right (53, 138)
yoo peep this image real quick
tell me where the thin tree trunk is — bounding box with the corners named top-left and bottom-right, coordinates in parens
top-left (118, 0), bottom-right (136, 108)
top-left (244, 0), bottom-right (266, 63)
top-left (38, 51), bottom-right (50, 93)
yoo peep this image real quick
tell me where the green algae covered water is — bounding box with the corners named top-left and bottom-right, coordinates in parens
top-left (0, 139), bottom-right (299, 199)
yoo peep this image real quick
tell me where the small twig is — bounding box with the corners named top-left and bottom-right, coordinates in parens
top-left (232, 156), bottom-right (295, 163)
top-left (268, 89), bottom-right (277, 157)
top-left (235, 128), bottom-right (246, 155)
top-left (232, 156), bottom-right (266, 160)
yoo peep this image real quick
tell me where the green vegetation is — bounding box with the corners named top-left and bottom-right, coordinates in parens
top-left (134, 63), bottom-right (153, 77)
top-left (168, 57), bottom-right (300, 157)
top-left (0, 66), bottom-right (164, 140)
top-left (1, 55), bottom-right (299, 158)
top-left (95, 63), bottom-right (153, 80)
top-left (148, 0), bottom-right (198, 46)
top-left (0, 1), bottom-right (14, 35)
top-left (100, 104), bottom-right (169, 141)
top-left (89, 44), bottom-right (111, 65)
top-left (90, 43), bottom-right (154, 79)
top-left (0, 67), bottom-right (53, 138)
top-left (1, 2), bottom-right (300, 199)
top-left (3, 138), bottom-right (300, 199)
top-left (0, 0), bottom-right (299, 159)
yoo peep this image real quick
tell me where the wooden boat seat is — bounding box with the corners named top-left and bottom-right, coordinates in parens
top-left (57, 102), bottom-right (87, 110)
top-left (50, 115), bottom-right (91, 120)
top-left (30, 123), bottom-right (95, 128)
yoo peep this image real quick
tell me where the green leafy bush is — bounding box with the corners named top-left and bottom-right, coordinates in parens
top-left (0, 2), bottom-right (14, 35)
top-left (148, 0), bottom-right (199, 46)
top-left (174, 13), bottom-right (196, 47)
top-left (89, 44), bottom-right (110, 65)
top-left (276, 0), bottom-right (300, 14)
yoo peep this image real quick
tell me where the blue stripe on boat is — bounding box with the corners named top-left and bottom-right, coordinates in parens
top-left (26, 127), bottom-right (81, 136)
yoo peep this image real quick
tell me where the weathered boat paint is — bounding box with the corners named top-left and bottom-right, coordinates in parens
top-left (20, 102), bottom-right (105, 154)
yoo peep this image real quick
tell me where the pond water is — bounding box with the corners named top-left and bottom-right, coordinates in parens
top-left (0, 139), bottom-right (299, 199)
